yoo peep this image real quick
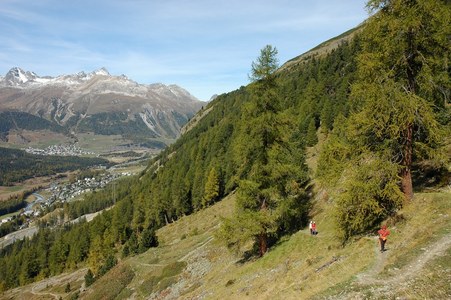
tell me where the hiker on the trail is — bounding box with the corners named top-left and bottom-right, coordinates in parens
top-left (312, 221), bottom-right (317, 235)
top-left (377, 225), bottom-right (390, 252)
top-left (309, 221), bottom-right (313, 235)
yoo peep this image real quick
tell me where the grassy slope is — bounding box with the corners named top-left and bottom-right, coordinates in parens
top-left (279, 25), bottom-right (362, 72)
top-left (2, 131), bottom-right (450, 299)
top-left (4, 183), bottom-right (449, 299)
top-left (2, 33), bottom-right (450, 300)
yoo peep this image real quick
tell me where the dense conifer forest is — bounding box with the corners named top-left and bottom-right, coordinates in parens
top-left (0, 35), bottom-right (360, 289)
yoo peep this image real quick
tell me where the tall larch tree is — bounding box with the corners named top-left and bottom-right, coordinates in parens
top-left (239, 45), bottom-right (281, 256)
top-left (219, 45), bottom-right (310, 256)
top-left (352, 0), bottom-right (450, 200)
top-left (317, 0), bottom-right (449, 240)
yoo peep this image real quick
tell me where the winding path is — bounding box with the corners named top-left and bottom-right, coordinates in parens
top-left (27, 268), bottom-right (87, 299)
top-left (357, 234), bottom-right (451, 285)
top-left (30, 277), bottom-right (60, 299)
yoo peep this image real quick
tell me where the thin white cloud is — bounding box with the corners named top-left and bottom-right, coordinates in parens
top-left (0, 0), bottom-right (369, 99)
top-left (0, 6), bottom-right (40, 23)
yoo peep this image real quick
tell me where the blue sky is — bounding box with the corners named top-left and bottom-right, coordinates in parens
top-left (0, 0), bottom-right (368, 100)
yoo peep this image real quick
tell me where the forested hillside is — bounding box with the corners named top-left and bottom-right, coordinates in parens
top-left (0, 111), bottom-right (68, 141)
top-left (0, 33), bottom-right (361, 291)
top-left (0, 0), bottom-right (449, 293)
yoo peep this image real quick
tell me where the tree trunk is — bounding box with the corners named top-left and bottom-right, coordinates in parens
top-left (401, 124), bottom-right (414, 200)
top-left (164, 213), bottom-right (169, 225)
top-left (400, 27), bottom-right (416, 201)
top-left (259, 198), bottom-right (268, 256)
top-left (259, 233), bottom-right (267, 257)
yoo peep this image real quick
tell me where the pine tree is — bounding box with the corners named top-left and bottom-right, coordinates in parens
top-left (132, 195), bottom-right (145, 233)
top-left (320, 99), bottom-right (334, 133)
top-left (202, 167), bottom-right (220, 207)
top-left (87, 236), bottom-right (105, 275)
top-left (305, 117), bottom-right (318, 146)
top-left (139, 227), bottom-right (158, 249)
top-left (84, 269), bottom-right (95, 287)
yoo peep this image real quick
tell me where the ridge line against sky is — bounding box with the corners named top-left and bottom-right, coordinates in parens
top-left (0, 0), bottom-right (368, 100)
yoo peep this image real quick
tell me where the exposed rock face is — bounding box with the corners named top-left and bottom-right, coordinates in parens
top-left (0, 67), bottom-right (204, 144)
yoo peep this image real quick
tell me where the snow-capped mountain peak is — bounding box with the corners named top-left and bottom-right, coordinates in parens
top-left (76, 71), bottom-right (87, 77)
top-left (0, 67), bottom-right (116, 88)
top-left (0, 67), bottom-right (201, 109)
top-left (0, 67), bottom-right (204, 145)
top-left (4, 67), bottom-right (37, 85)
top-left (92, 67), bottom-right (110, 76)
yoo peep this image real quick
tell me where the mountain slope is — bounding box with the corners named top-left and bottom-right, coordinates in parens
top-left (1, 5), bottom-right (449, 296)
top-left (3, 186), bottom-right (449, 299)
top-left (0, 31), bottom-right (363, 294)
top-left (133, 191), bottom-right (451, 300)
top-left (0, 68), bottom-right (204, 149)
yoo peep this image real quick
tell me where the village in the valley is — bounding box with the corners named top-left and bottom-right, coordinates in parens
top-left (0, 155), bottom-right (135, 249)
top-left (24, 144), bottom-right (96, 156)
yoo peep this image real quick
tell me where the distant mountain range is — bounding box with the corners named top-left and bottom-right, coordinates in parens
top-left (0, 67), bottom-right (204, 150)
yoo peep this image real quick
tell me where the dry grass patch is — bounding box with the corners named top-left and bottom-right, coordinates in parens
top-left (139, 261), bottom-right (187, 295)
top-left (313, 190), bottom-right (451, 299)
top-left (382, 192), bottom-right (451, 273)
top-left (3, 186), bottom-right (448, 299)
top-left (81, 263), bottom-right (134, 300)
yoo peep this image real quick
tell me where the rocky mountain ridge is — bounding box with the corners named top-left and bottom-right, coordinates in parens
top-left (0, 67), bottom-right (204, 148)
top-left (1, 67), bottom-right (113, 87)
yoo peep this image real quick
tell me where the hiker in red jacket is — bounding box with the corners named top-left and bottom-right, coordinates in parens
top-left (378, 225), bottom-right (390, 252)
top-left (312, 221), bottom-right (317, 235)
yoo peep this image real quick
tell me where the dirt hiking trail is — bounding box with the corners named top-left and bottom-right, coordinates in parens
top-left (357, 233), bottom-right (451, 286)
